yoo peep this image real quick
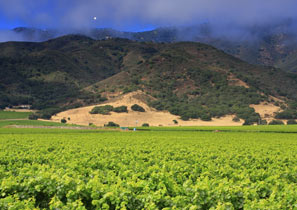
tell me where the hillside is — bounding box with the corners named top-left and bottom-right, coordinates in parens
top-left (51, 91), bottom-right (243, 126)
top-left (10, 25), bottom-right (297, 73)
top-left (201, 32), bottom-right (297, 73)
top-left (134, 26), bottom-right (297, 73)
top-left (1, 35), bottom-right (297, 124)
top-left (0, 35), bottom-right (123, 112)
top-left (92, 26), bottom-right (297, 73)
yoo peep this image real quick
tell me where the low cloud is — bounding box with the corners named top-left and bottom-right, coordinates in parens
top-left (0, 30), bottom-right (25, 42)
top-left (1, 0), bottom-right (297, 29)
top-left (0, 0), bottom-right (297, 41)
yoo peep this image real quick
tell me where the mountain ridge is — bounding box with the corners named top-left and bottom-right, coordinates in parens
top-left (0, 35), bottom-right (297, 124)
top-left (6, 23), bottom-right (297, 72)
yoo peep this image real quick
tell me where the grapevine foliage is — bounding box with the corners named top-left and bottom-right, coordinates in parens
top-left (0, 130), bottom-right (296, 209)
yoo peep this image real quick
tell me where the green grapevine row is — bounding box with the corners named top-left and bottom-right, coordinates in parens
top-left (0, 131), bottom-right (296, 209)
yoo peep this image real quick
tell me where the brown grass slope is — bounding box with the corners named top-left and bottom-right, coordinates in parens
top-left (52, 91), bottom-right (243, 127)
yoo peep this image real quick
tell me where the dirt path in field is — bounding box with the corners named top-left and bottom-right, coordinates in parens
top-left (50, 91), bottom-right (243, 127)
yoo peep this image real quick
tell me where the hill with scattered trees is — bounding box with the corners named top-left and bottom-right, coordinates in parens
top-left (1, 35), bottom-right (297, 124)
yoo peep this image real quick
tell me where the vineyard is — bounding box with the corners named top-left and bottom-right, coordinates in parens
top-left (0, 128), bottom-right (296, 209)
top-left (0, 111), bottom-right (32, 120)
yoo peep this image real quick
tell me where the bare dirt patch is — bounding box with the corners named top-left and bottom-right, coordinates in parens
top-left (51, 91), bottom-right (243, 127)
top-left (250, 102), bottom-right (281, 122)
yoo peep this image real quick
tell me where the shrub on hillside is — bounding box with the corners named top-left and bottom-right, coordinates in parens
top-left (38, 108), bottom-right (63, 120)
top-left (288, 102), bottom-right (297, 109)
top-left (142, 123), bottom-right (149, 127)
top-left (89, 123), bottom-right (97, 127)
top-left (232, 116), bottom-right (240, 122)
top-left (104, 121), bottom-right (119, 127)
top-left (243, 116), bottom-right (260, 125)
top-left (280, 104), bottom-right (287, 110)
top-left (258, 119), bottom-right (268, 125)
top-left (131, 104), bottom-right (145, 112)
top-left (99, 97), bottom-right (108, 102)
top-left (200, 113), bottom-right (212, 121)
top-left (268, 120), bottom-right (284, 125)
top-left (90, 105), bottom-right (113, 115)
top-left (61, 119), bottom-right (67, 123)
top-left (234, 107), bottom-right (260, 124)
top-left (90, 105), bottom-right (128, 114)
top-left (181, 115), bottom-right (189, 121)
top-left (287, 119), bottom-right (297, 125)
top-left (243, 120), bottom-right (254, 126)
top-left (275, 110), bottom-right (297, 119)
top-left (28, 113), bottom-right (38, 120)
top-left (113, 106), bottom-right (128, 113)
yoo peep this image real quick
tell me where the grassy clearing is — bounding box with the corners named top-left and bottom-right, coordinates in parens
top-left (0, 110), bottom-right (32, 119)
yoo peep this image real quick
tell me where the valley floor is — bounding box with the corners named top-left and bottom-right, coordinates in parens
top-left (0, 126), bottom-right (296, 209)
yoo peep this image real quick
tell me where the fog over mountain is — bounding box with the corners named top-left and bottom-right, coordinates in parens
top-left (1, 0), bottom-right (297, 30)
top-left (1, 0), bottom-right (297, 41)
top-left (1, 20), bottom-right (296, 72)
top-left (1, 0), bottom-right (297, 71)
top-left (1, 19), bottom-right (296, 42)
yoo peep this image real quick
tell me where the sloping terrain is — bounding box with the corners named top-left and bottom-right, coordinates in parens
top-left (201, 34), bottom-right (297, 73)
top-left (51, 91), bottom-right (243, 126)
top-left (0, 35), bottom-right (125, 111)
top-left (10, 25), bottom-right (297, 72)
top-left (1, 35), bottom-right (297, 124)
top-left (250, 102), bottom-right (282, 122)
top-left (276, 51), bottom-right (297, 72)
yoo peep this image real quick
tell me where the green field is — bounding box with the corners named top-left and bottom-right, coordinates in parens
top-left (0, 111), bottom-right (32, 120)
top-left (0, 127), bottom-right (296, 209)
top-left (0, 120), bottom-right (82, 128)
top-left (136, 125), bottom-right (297, 133)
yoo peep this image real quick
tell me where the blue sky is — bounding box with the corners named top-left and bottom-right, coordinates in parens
top-left (0, 8), bottom-right (155, 32)
top-left (0, 0), bottom-right (297, 31)
top-left (0, 0), bottom-right (158, 31)
top-left (0, 14), bottom-right (26, 29)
